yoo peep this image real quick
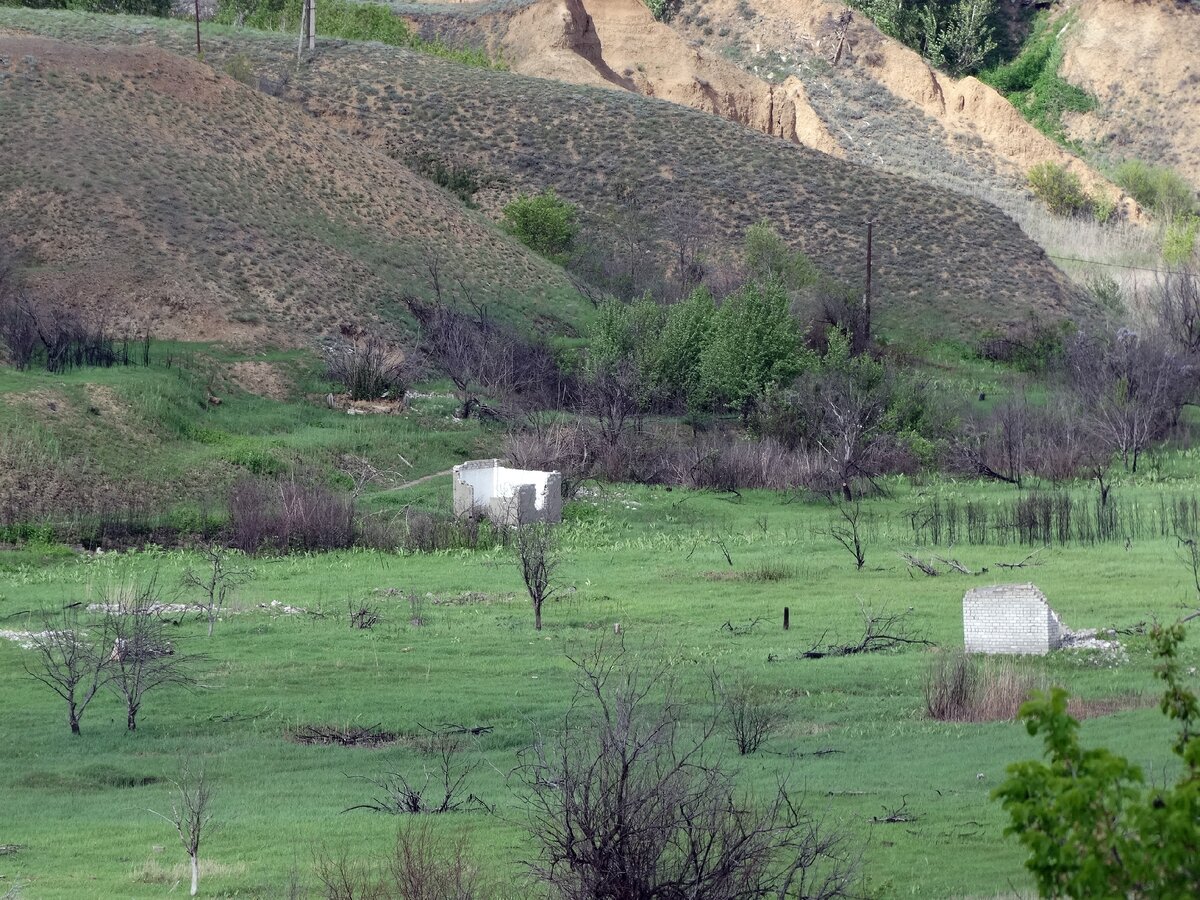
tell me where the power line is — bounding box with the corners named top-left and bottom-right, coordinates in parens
top-left (1047, 254), bottom-right (1197, 277)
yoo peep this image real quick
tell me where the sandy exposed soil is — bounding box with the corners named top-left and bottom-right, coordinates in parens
top-left (1060, 0), bottom-right (1200, 187)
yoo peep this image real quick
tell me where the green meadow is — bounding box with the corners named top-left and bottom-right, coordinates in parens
top-left (2, 428), bottom-right (1198, 896)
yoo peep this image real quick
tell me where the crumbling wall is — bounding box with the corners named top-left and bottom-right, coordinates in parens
top-left (452, 459), bottom-right (562, 525)
top-left (963, 584), bottom-right (1064, 655)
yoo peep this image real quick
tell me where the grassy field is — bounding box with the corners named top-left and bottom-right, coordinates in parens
top-left (1, 379), bottom-right (1198, 896)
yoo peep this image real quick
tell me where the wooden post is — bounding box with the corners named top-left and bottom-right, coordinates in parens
top-left (194, 0), bottom-right (201, 56)
top-left (783, 607), bottom-right (790, 631)
top-left (307, 0), bottom-right (316, 51)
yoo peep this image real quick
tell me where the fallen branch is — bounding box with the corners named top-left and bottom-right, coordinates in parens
top-left (995, 547), bottom-right (1046, 569)
top-left (871, 797), bottom-right (916, 824)
top-left (900, 553), bottom-right (939, 577)
top-left (800, 604), bottom-right (932, 659)
top-left (932, 555), bottom-right (985, 576)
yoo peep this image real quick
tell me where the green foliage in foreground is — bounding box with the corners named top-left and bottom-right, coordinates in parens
top-left (996, 622), bottom-right (1200, 896)
top-left (981, 12), bottom-right (1096, 145)
top-left (212, 0), bottom-right (495, 67)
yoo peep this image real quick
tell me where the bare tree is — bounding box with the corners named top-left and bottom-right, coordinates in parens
top-left (345, 727), bottom-right (487, 815)
top-left (1148, 266), bottom-right (1200, 356)
top-left (826, 501), bottom-right (868, 571)
top-left (23, 606), bottom-right (113, 735)
top-left (105, 577), bottom-right (199, 731)
top-left (515, 522), bottom-right (559, 631)
top-left (149, 760), bottom-right (215, 897)
top-left (517, 640), bottom-right (860, 899)
top-left (1068, 331), bottom-right (1191, 472)
top-left (181, 545), bottom-right (252, 637)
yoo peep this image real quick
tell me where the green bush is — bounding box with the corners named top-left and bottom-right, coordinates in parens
top-left (1164, 214), bottom-right (1199, 266)
top-left (1114, 160), bottom-right (1197, 222)
top-left (995, 622), bottom-right (1200, 897)
top-left (643, 0), bottom-right (680, 22)
top-left (502, 189), bottom-right (579, 262)
top-left (744, 221), bottom-right (818, 290)
top-left (1027, 162), bottom-right (1091, 217)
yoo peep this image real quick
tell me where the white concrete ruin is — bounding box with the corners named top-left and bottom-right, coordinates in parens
top-left (452, 459), bottom-right (562, 526)
top-left (962, 583), bottom-right (1064, 655)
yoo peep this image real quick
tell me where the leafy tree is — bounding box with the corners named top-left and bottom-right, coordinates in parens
top-left (502, 189), bottom-right (579, 262)
top-left (697, 279), bottom-right (806, 416)
top-left (994, 622), bottom-right (1200, 897)
top-left (744, 221), bottom-right (819, 291)
top-left (650, 288), bottom-right (716, 406)
top-left (853, 0), bottom-right (997, 76)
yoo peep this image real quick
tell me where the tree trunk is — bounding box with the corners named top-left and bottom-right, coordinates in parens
top-left (128, 705), bottom-right (138, 731)
top-left (207, 614), bottom-right (215, 638)
top-left (69, 708), bottom-right (80, 735)
top-left (535, 600), bottom-right (543, 631)
top-left (190, 853), bottom-right (199, 896)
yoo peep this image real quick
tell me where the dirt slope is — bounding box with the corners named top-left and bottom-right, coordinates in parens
top-left (499, 0), bottom-right (841, 155)
top-left (0, 33), bottom-right (587, 344)
top-left (656, 0), bottom-right (1127, 205)
top-left (1060, 0), bottom-right (1200, 188)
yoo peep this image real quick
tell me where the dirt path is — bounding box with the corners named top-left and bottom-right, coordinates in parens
top-left (383, 468), bottom-right (453, 493)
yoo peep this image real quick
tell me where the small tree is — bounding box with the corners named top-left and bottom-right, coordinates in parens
top-left (105, 577), bottom-right (198, 731)
top-left (827, 500), bottom-right (868, 570)
top-left (325, 338), bottom-right (408, 402)
top-left (994, 622), bottom-right (1200, 897)
top-left (23, 606), bottom-right (113, 735)
top-left (149, 760), bottom-right (215, 898)
top-left (181, 545), bottom-right (252, 637)
top-left (502, 189), bottom-right (578, 262)
top-left (515, 523), bottom-right (559, 631)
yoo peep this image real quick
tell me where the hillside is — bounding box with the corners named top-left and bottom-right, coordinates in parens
top-left (0, 31), bottom-right (590, 344)
top-left (0, 9), bottom-right (1094, 337)
top-left (401, 0), bottom-right (1131, 215)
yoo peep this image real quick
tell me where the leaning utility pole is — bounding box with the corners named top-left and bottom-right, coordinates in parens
top-left (194, 0), bottom-right (202, 56)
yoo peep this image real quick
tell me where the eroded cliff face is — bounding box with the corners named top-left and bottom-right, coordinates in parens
top-left (501, 0), bottom-right (841, 155)
top-left (1059, 0), bottom-right (1200, 188)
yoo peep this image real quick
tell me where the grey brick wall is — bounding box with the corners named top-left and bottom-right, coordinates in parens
top-left (962, 584), bottom-right (1063, 655)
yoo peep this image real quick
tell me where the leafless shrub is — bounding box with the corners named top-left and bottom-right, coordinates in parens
top-left (503, 418), bottom-right (593, 497)
top-left (718, 674), bottom-right (787, 755)
top-left (348, 601), bottom-right (381, 630)
top-left (325, 338), bottom-right (408, 402)
top-left (668, 435), bottom-right (823, 492)
top-left (226, 478), bottom-right (356, 554)
top-left (288, 723), bottom-right (398, 747)
top-left (345, 728), bottom-right (488, 815)
top-left (397, 507), bottom-right (507, 553)
top-left (1146, 265), bottom-right (1200, 356)
top-left (23, 605), bottom-right (114, 735)
top-left (517, 639), bottom-right (861, 899)
top-left (515, 522), bottom-right (559, 631)
top-left (826, 501), bottom-right (868, 570)
top-left (314, 823), bottom-right (486, 900)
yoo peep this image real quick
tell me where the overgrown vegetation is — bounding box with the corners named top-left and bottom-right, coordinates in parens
top-left (852, 0), bottom-right (1000, 76)
top-left (980, 12), bottom-right (1096, 145)
top-left (213, 0), bottom-right (495, 67)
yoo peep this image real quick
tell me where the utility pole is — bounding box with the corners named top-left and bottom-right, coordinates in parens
top-left (194, 0), bottom-right (201, 56)
top-left (859, 219), bottom-right (873, 356)
top-left (297, 0), bottom-right (315, 62)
